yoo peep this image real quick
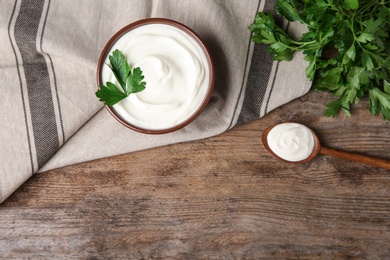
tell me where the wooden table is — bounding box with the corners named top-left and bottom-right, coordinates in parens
top-left (1, 90), bottom-right (390, 259)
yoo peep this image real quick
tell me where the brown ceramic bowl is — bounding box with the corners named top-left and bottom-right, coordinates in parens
top-left (96, 18), bottom-right (214, 134)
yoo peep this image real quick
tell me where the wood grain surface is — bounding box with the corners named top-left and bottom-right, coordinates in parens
top-left (1, 90), bottom-right (390, 259)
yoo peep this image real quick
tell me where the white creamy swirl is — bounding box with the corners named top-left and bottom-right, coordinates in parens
top-left (101, 23), bottom-right (210, 130)
top-left (267, 123), bottom-right (314, 162)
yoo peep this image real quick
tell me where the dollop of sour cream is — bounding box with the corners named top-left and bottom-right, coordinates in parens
top-left (267, 123), bottom-right (315, 162)
top-left (101, 23), bottom-right (210, 130)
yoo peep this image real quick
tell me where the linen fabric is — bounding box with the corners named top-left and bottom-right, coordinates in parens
top-left (0, 0), bottom-right (311, 203)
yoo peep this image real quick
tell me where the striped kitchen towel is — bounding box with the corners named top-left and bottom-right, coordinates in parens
top-left (0, 0), bottom-right (310, 203)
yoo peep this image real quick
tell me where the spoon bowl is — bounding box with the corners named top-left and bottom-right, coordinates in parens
top-left (262, 122), bottom-right (321, 164)
top-left (262, 122), bottom-right (390, 170)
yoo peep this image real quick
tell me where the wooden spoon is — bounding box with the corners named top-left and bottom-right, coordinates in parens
top-left (262, 122), bottom-right (390, 170)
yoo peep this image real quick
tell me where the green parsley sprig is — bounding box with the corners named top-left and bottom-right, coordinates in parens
top-left (249, 0), bottom-right (390, 120)
top-left (96, 49), bottom-right (146, 106)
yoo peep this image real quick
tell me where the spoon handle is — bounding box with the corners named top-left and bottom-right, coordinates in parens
top-left (320, 146), bottom-right (390, 170)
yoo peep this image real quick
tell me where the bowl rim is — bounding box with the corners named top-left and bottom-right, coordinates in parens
top-left (96, 18), bottom-right (215, 134)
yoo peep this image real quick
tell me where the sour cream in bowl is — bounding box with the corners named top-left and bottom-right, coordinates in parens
top-left (97, 18), bottom-right (214, 134)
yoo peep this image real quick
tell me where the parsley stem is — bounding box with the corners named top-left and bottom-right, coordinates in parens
top-left (278, 40), bottom-right (321, 52)
top-left (358, 1), bottom-right (378, 14)
top-left (349, 16), bottom-right (363, 51)
top-left (273, 33), bottom-right (321, 51)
